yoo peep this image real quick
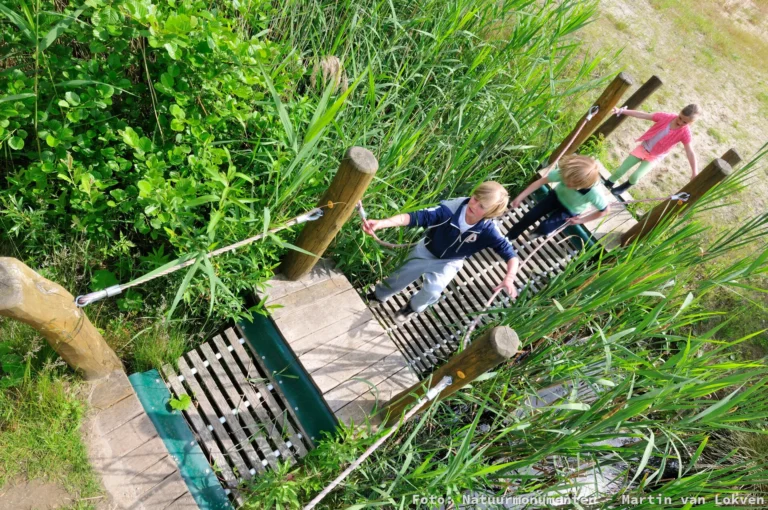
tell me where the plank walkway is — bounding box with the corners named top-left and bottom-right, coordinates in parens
top-left (259, 259), bottom-right (420, 426)
top-left (370, 188), bottom-right (635, 377)
top-left (161, 329), bottom-right (314, 505)
top-left (130, 181), bottom-right (638, 506)
top-left (83, 370), bottom-right (198, 509)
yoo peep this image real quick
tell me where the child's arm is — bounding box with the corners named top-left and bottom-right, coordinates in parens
top-left (493, 257), bottom-right (519, 299)
top-left (612, 107), bottom-right (654, 121)
top-left (511, 176), bottom-right (549, 209)
top-left (567, 208), bottom-right (609, 225)
top-left (361, 213), bottom-right (410, 235)
top-left (684, 142), bottom-right (698, 178)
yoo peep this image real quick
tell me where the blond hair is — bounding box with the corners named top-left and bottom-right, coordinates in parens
top-left (472, 181), bottom-right (509, 218)
top-left (558, 155), bottom-right (601, 189)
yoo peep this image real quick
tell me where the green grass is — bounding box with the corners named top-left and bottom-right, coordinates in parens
top-left (758, 91), bottom-right (768, 116)
top-left (707, 126), bottom-right (727, 144)
top-left (0, 363), bottom-right (101, 499)
top-left (649, 0), bottom-right (768, 70)
top-left (243, 148), bottom-right (768, 508)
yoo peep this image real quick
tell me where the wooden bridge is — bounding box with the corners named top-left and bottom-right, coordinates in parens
top-left (0, 73), bottom-right (741, 509)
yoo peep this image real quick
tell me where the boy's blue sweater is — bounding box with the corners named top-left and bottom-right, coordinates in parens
top-left (408, 197), bottom-right (517, 262)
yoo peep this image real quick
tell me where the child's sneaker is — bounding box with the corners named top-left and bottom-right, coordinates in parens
top-left (394, 302), bottom-right (417, 323)
top-left (611, 182), bottom-right (632, 197)
top-left (365, 290), bottom-right (383, 308)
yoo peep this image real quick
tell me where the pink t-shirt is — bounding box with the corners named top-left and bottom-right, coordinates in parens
top-left (632, 112), bottom-right (692, 161)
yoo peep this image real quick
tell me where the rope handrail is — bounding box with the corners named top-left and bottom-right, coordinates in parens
top-left (75, 208), bottom-right (324, 307)
top-left (302, 375), bottom-right (453, 510)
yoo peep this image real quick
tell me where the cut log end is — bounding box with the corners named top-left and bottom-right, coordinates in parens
top-left (344, 147), bottom-right (379, 175)
top-left (489, 326), bottom-right (520, 360)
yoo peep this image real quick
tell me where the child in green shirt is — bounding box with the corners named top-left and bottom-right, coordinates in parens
top-left (506, 155), bottom-right (609, 241)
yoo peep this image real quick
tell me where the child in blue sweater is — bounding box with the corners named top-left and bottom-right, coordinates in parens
top-left (362, 182), bottom-right (520, 320)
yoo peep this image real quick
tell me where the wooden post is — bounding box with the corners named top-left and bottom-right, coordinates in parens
top-left (620, 158), bottom-right (733, 245)
top-left (547, 72), bottom-right (634, 166)
top-left (381, 326), bottom-right (519, 427)
top-left (583, 75), bottom-right (663, 147)
top-left (0, 258), bottom-right (123, 379)
top-left (281, 147), bottom-right (378, 281)
top-left (720, 148), bottom-right (742, 168)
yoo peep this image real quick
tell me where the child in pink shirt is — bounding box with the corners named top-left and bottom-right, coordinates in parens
top-left (605, 104), bottom-right (700, 195)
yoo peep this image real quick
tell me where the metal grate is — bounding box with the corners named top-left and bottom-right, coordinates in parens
top-left (162, 327), bottom-right (313, 505)
top-left (371, 197), bottom-right (581, 377)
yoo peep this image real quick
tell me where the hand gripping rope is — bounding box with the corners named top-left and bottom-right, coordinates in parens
top-left (355, 201), bottom-right (421, 249)
top-left (75, 208), bottom-right (324, 307)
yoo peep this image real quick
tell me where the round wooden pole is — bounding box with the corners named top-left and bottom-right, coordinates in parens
top-left (0, 258), bottom-right (123, 379)
top-left (720, 148), bottom-right (742, 168)
top-left (281, 147), bottom-right (379, 281)
top-left (621, 158), bottom-right (734, 246)
top-left (381, 326), bottom-right (519, 427)
top-left (547, 72), bottom-right (634, 166)
top-left (583, 75), bottom-right (663, 147)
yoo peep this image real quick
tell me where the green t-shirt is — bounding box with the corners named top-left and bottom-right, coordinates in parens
top-left (548, 167), bottom-right (608, 215)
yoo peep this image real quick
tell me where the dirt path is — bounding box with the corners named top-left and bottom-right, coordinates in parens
top-left (578, 0), bottom-right (768, 226)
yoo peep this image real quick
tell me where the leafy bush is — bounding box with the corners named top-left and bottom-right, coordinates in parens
top-left (1, 0), bottom-right (315, 317)
top-left (1, 0), bottom-right (605, 319)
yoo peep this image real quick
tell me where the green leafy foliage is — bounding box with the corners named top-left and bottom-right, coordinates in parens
top-left (169, 393), bottom-right (192, 411)
top-left (1, 0), bottom-right (603, 320)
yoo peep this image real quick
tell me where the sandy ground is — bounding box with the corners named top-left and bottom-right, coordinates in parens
top-left (577, 0), bottom-right (768, 226)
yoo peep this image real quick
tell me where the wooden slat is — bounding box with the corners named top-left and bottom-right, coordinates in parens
top-left (176, 356), bottom-right (252, 480)
top-left (322, 352), bottom-right (416, 412)
top-left (290, 308), bottom-right (373, 356)
top-left (210, 335), bottom-right (297, 465)
top-left (334, 367), bottom-right (417, 425)
top-left (298, 318), bottom-right (386, 373)
top-left (268, 275), bottom-right (351, 320)
top-left (161, 363), bottom-right (238, 490)
top-left (199, 341), bottom-right (274, 471)
top-left (277, 288), bottom-right (367, 342)
top-left (258, 258), bottom-right (334, 301)
top-left (186, 350), bottom-right (263, 472)
top-left (225, 328), bottom-right (309, 456)
top-left (310, 333), bottom-right (398, 394)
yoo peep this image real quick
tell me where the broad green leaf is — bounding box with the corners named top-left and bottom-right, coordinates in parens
top-left (8, 136), bottom-right (23, 150)
top-left (121, 127), bottom-right (140, 147)
top-left (169, 104), bottom-right (185, 119)
top-left (65, 91), bottom-right (80, 106)
top-left (169, 393), bottom-right (192, 411)
top-left (164, 42), bottom-right (180, 60)
top-left (90, 269), bottom-right (119, 291)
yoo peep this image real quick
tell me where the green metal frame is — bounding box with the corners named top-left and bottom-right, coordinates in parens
top-left (129, 370), bottom-right (232, 510)
top-left (237, 313), bottom-right (339, 444)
